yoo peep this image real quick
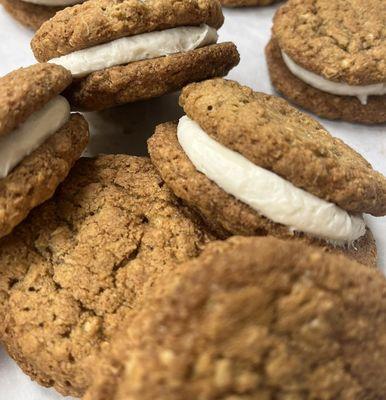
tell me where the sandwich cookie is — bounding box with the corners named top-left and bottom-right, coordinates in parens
top-left (31, 0), bottom-right (240, 111)
top-left (84, 236), bottom-right (386, 400)
top-left (267, 0), bottom-right (386, 123)
top-left (0, 155), bottom-right (212, 397)
top-left (221, 0), bottom-right (278, 7)
top-left (148, 79), bottom-right (386, 267)
top-left (0, 63), bottom-right (89, 240)
top-left (0, 0), bottom-right (83, 30)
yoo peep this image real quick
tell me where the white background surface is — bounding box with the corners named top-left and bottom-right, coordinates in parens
top-left (0, 3), bottom-right (385, 399)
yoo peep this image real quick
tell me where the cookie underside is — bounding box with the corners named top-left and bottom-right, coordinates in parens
top-left (1, 0), bottom-right (60, 30)
top-left (0, 113), bottom-right (89, 240)
top-left (148, 122), bottom-right (377, 267)
top-left (266, 39), bottom-right (386, 124)
top-left (0, 155), bottom-right (211, 397)
top-left (65, 43), bottom-right (240, 111)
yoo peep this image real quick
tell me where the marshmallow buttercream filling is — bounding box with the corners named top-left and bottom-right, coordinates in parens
top-left (177, 116), bottom-right (366, 244)
top-left (49, 25), bottom-right (218, 78)
top-left (0, 96), bottom-right (70, 179)
top-left (23, 0), bottom-right (81, 6)
top-left (281, 51), bottom-right (386, 105)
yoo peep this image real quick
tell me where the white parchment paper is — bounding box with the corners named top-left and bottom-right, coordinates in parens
top-left (0, 4), bottom-right (385, 399)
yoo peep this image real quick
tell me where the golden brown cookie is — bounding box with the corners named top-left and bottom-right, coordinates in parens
top-left (148, 122), bottom-right (377, 267)
top-left (221, 0), bottom-right (277, 7)
top-left (0, 64), bottom-right (89, 240)
top-left (31, 0), bottom-right (224, 61)
top-left (83, 236), bottom-right (386, 400)
top-left (65, 43), bottom-right (240, 111)
top-left (266, 39), bottom-right (386, 124)
top-left (31, 0), bottom-right (239, 111)
top-left (0, 0), bottom-right (60, 30)
top-left (148, 79), bottom-right (386, 266)
top-left (0, 155), bottom-right (213, 397)
top-left (268, 0), bottom-right (386, 123)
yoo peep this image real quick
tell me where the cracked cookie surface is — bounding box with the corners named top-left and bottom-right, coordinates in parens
top-left (83, 236), bottom-right (386, 400)
top-left (0, 155), bottom-right (212, 397)
top-left (273, 0), bottom-right (386, 85)
top-left (31, 0), bottom-right (224, 62)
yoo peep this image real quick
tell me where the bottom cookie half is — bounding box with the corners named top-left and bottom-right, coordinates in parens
top-left (265, 38), bottom-right (386, 124)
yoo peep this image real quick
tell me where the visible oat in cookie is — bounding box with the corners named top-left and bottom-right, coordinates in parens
top-left (83, 236), bottom-right (386, 400)
top-left (148, 78), bottom-right (386, 266)
top-left (267, 0), bottom-right (386, 123)
top-left (0, 64), bottom-right (89, 240)
top-left (0, 155), bottom-right (212, 397)
top-left (31, 0), bottom-right (239, 111)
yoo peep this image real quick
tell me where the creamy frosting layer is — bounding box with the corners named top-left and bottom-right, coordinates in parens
top-left (23, 0), bottom-right (81, 6)
top-left (0, 96), bottom-right (70, 179)
top-left (49, 25), bottom-right (218, 78)
top-left (177, 116), bottom-right (366, 244)
top-left (281, 51), bottom-right (386, 105)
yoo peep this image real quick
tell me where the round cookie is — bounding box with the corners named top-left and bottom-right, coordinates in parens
top-left (148, 78), bottom-right (386, 267)
top-left (0, 155), bottom-right (213, 397)
top-left (268, 0), bottom-right (386, 123)
top-left (0, 0), bottom-right (60, 30)
top-left (266, 38), bottom-right (386, 124)
top-left (64, 43), bottom-right (239, 111)
top-left (221, 0), bottom-right (277, 7)
top-left (0, 63), bottom-right (89, 240)
top-left (31, 0), bottom-right (240, 111)
top-left (83, 236), bottom-right (386, 400)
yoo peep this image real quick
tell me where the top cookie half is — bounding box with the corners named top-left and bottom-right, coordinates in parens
top-left (31, 0), bottom-right (224, 62)
top-left (273, 0), bottom-right (386, 85)
top-left (0, 63), bottom-right (71, 137)
top-left (178, 79), bottom-right (386, 216)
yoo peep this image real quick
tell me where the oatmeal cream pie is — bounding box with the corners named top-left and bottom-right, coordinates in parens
top-left (0, 155), bottom-right (212, 397)
top-left (0, 0), bottom-right (83, 30)
top-left (267, 0), bottom-right (386, 123)
top-left (0, 63), bottom-right (89, 240)
top-left (83, 236), bottom-right (386, 400)
top-left (148, 79), bottom-right (386, 267)
top-left (31, 0), bottom-right (240, 111)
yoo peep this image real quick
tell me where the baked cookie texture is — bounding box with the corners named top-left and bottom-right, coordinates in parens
top-left (0, 114), bottom-right (89, 240)
top-left (221, 0), bottom-right (277, 7)
top-left (177, 79), bottom-right (386, 216)
top-left (65, 43), bottom-right (240, 111)
top-left (273, 0), bottom-right (386, 85)
top-left (0, 63), bottom-right (88, 240)
top-left (0, 0), bottom-right (60, 30)
top-left (266, 39), bottom-right (386, 124)
top-left (0, 64), bottom-right (72, 137)
top-left (83, 236), bottom-right (386, 400)
top-left (31, 0), bottom-right (224, 62)
top-left (0, 155), bottom-right (213, 397)
top-left (148, 121), bottom-right (377, 267)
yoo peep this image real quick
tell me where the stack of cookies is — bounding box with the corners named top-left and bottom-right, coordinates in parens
top-left (0, 0), bottom-right (385, 399)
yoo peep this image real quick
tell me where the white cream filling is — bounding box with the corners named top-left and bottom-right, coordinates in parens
top-left (281, 51), bottom-right (386, 105)
top-left (23, 0), bottom-right (81, 6)
top-left (0, 96), bottom-right (70, 179)
top-left (177, 116), bottom-right (366, 244)
top-left (49, 24), bottom-right (218, 78)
